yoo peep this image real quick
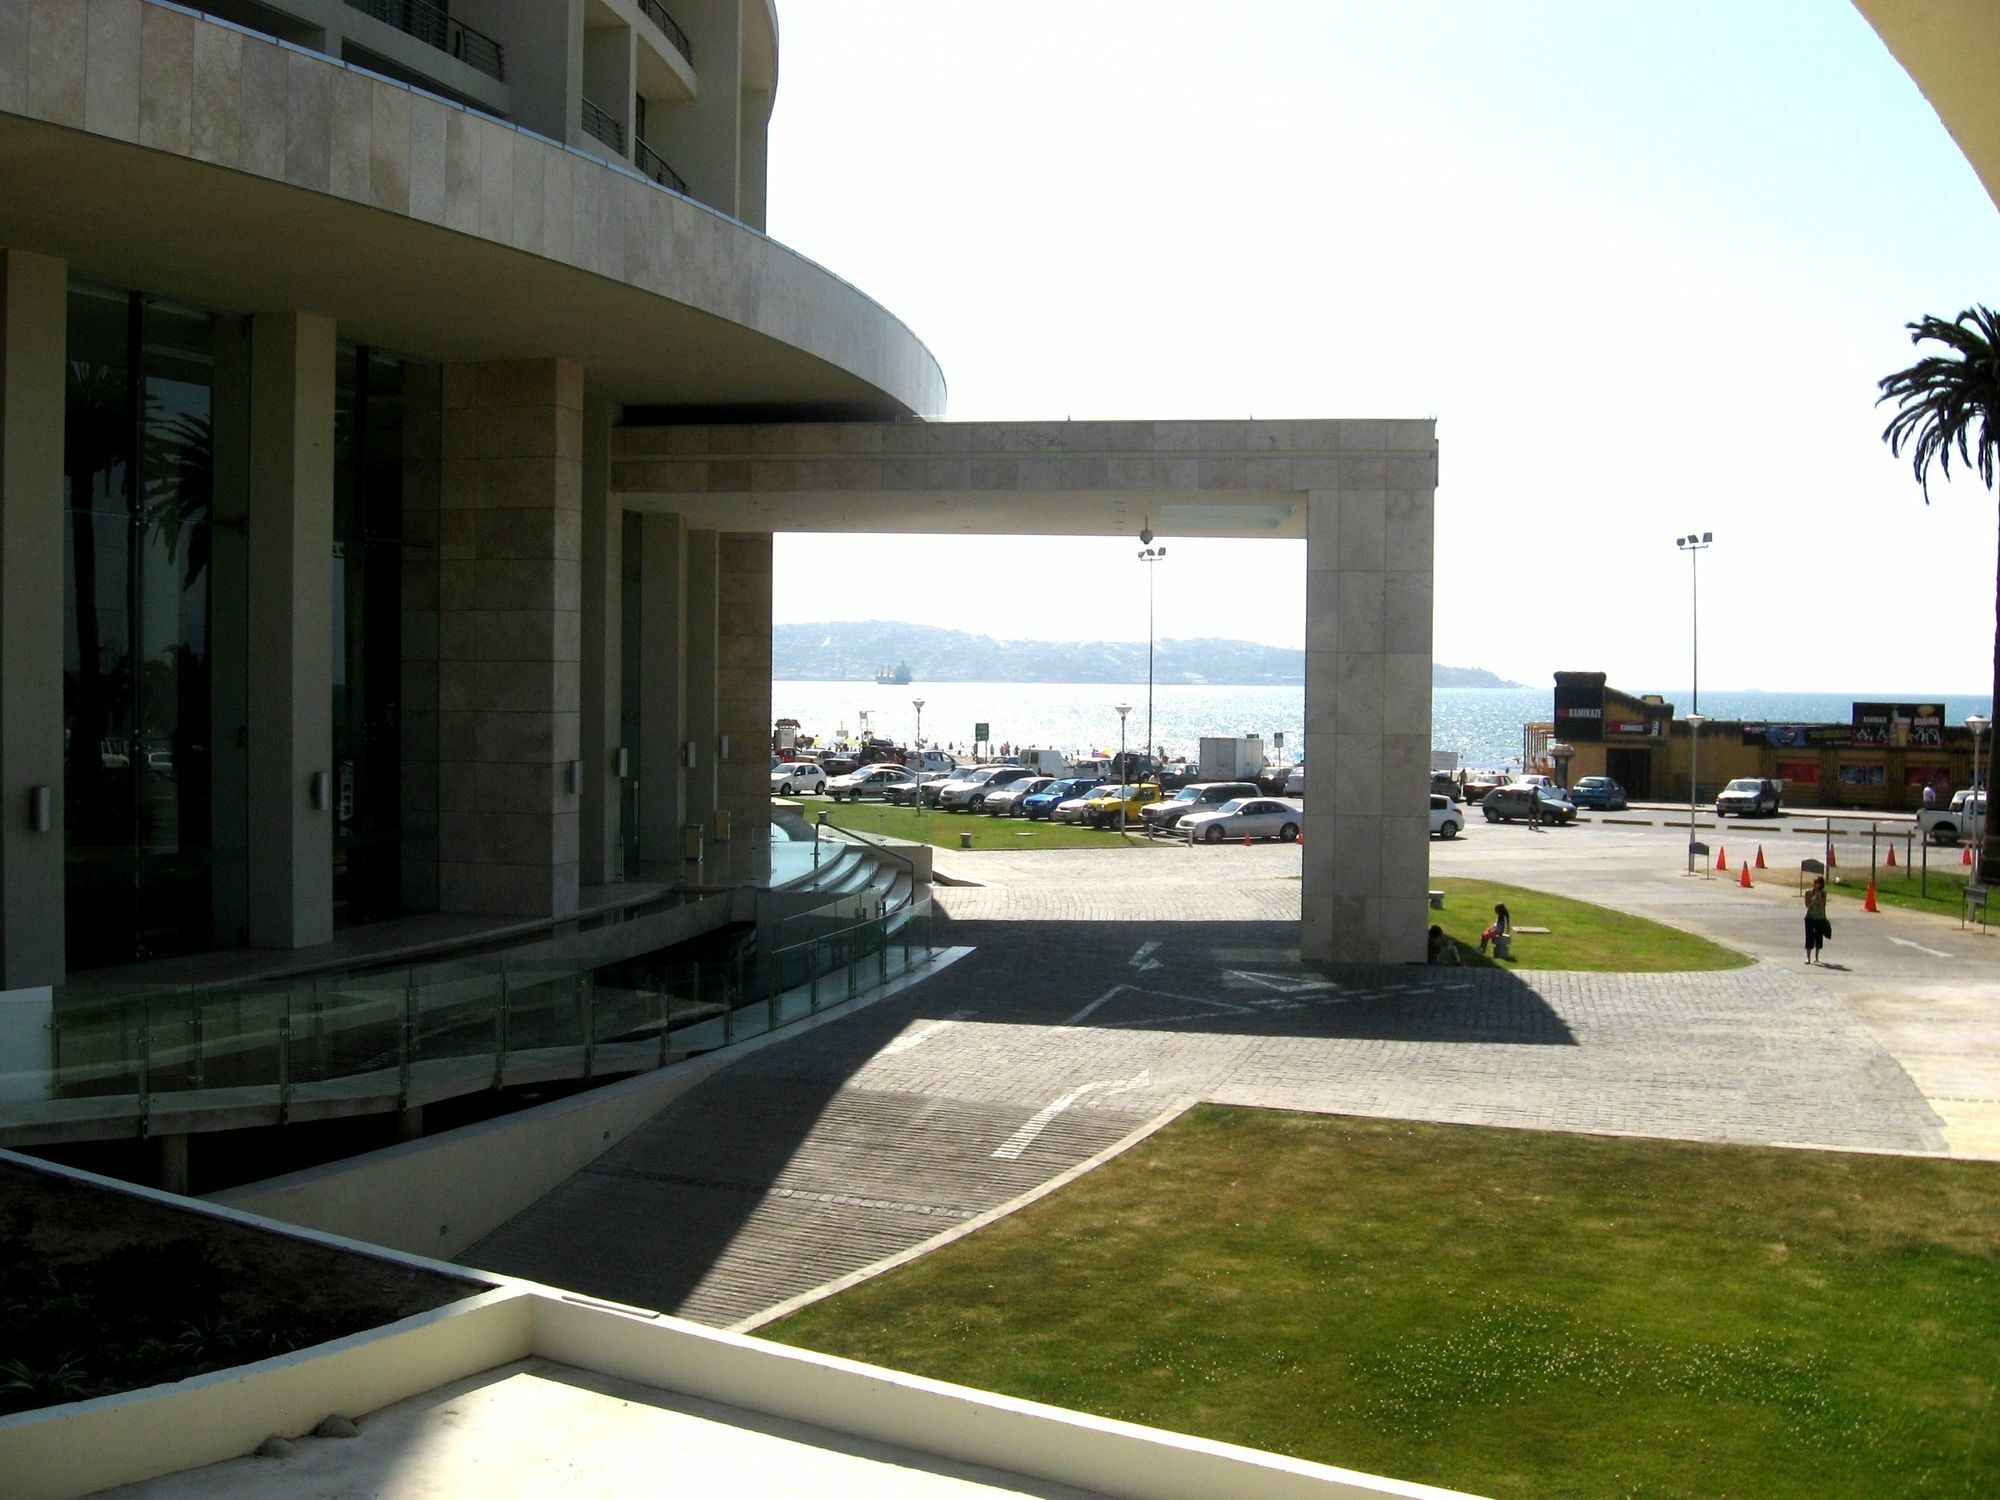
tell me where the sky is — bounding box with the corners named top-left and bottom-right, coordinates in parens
top-left (762, 1), bottom-right (2000, 695)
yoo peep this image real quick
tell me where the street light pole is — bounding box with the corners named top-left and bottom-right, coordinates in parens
top-left (1139, 545), bottom-right (1166, 777)
top-left (1675, 532), bottom-right (1713, 715)
top-left (912, 697), bottom-right (925, 750)
top-left (1970, 714), bottom-right (1989, 795)
top-left (1115, 702), bottom-right (1133, 834)
top-left (1685, 712), bottom-right (1706, 874)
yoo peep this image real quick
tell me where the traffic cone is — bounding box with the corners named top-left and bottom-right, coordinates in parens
top-left (1963, 844), bottom-right (1975, 867)
top-left (1739, 861), bottom-right (1753, 888)
top-left (1754, 844), bottom-right (1767, 869)
top-left (1865, 883), bottom-right (1879, 912)
top-left (1887, 845), bottom-right (1898, 868)
top-left (1244, 835), bottom-right (1253, 847)
top-left (1715, 845), bottom-right (1728, 872)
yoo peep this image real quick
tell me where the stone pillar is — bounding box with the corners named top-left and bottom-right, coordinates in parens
top-left (716, 532), bottom-right (771, 836)
top-left (685, 529), bottom-right (720, 833)
top-left (579, 391), bottom-right (622, 886)
top-left (436, 359), bottom-right (582, 919)
top-left (246, 311), bottom-right (336, 950)
top-left (636, 513), bottom-right (686, 865)
top-left (0, 250), bottom-right (67, 988)
top-left (400, 364), bottom-right (444, 913)
top-left (1301, 483), bottom-right (1434, 965)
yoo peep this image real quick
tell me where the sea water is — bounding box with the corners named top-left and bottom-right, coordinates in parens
top-left (771, 681), bottom-right (1994, 770)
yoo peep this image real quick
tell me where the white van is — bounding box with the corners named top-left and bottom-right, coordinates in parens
top-left (1014, 748), bottom-right (1069, 776)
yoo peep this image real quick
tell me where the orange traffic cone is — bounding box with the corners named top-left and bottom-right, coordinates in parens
top-left (1864, 883), bottom-right (1879, 912)
top-left (1715, 845), bottom-right (1728, 872)
top-left (1964, 844), bottom-right (1975, 867)
top-left (1754, 844), bottom-right (1767, 869)
top-left (1739, 861), bottom-right (1753, 888)
top-left (1887, 845), bottom-right (1898, 868)
top-left (1244, 835), bottom-right (1253, 847)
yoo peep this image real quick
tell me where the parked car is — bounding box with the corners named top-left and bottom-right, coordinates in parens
top-left (770, 761), bottom-right (828, 796)
top-left (1460, 770), bottom-right (1507, 803)
top-left (1140, 781), bottom-right (1261, 834)
top-left (1284, 764), bottom-right (1306, 796)
top-left (1078, 782), bottom-right (1164, 828)
top-left (937, 765), bottom-right (1039, 812)
top-left (1715, 777), bottom-right (1781, 817)
top-left (1183, 796), bottom-right (1304, 844)
top-left (1052, 791), bottom-right (1101, 824)
top-left (983, 776), bottom-right (1055, 817)
top-left (1022, 777), bottom-right (1100, 820)
top-left (1567, 776), bottom-right (1628, 811)
top-left (1429, 794), bottom-right (1464, 839)
top-left (825, 764), bottom-right (918, 802)
top-left (885, 770), bottom-right (954, 806)
top-left (1481, 784), bottom-right (1576, 824)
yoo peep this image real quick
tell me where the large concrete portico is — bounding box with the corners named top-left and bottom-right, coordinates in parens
top-left (611, 418), bottom-right (1439, 965)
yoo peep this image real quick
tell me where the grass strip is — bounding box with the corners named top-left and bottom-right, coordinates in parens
top-left (1431, 877), bottom-right (1749, 971)
top-left (805, 798), bottom-right (1176, 851)
top-left (767, 1108), bottom-right (2000, 1500)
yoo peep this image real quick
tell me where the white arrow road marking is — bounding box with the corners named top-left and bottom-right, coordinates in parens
top-left (1063, 986), bottom-right (1127, 1026)
top-left (1224, 969), bottom-right (1335, 994)
top-left (1129, 941), bottom-right (1161, 968)
top-left (992, 1070), bottom-right (1153, 1160)
top-left (1887, 936), bottom-right (1953, 959)
top-left (880, 1010), bottom-right (973, 1054)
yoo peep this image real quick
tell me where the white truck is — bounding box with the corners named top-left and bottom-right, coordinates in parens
top-left (1199, 735), bottom-right (1266, 781)
top-left (1013, 747), bottom-right (1069, 776)
top-left (1920, 788), bottom-right (1987, 846)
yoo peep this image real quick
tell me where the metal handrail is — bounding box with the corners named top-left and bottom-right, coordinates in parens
top-left (634, 137), bottom-right (687, 195)
top-left (343, 0), bottom-right (505, 83)
top-left (581, 96), bottom-right (624, 153)
top-left (636, 0), bottom-right (694, 66)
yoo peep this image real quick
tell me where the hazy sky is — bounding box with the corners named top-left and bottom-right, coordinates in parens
top-left (763, 2), bottom-right (2000, 694)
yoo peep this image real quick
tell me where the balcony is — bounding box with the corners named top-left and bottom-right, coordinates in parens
top-left (344, 0), bottom-right (505, 83)
top-left (582, 96), bottom-right (625, 154)
top-left (635, 137), bottom-right (688, 195)
top-left (637, 0), bottom-right (694, 67)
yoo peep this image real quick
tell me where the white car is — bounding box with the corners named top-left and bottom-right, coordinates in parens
top-left (1430, 794), bottom-right (1464, 839)
top-left (825, 764), bottom-right (918, 802)
top-left (982, 776), bottom-right (1054, 817)
top-left (770, 761), bottom-right (827, 796)
top-left (1182, 797), bottom-right (1303, 844)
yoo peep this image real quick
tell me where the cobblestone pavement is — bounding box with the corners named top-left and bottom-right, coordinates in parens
top-left (467, 865), bottom-right (1948, 1326)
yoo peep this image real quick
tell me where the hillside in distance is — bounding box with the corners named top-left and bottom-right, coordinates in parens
top-left (775, 621), bottom-right (1524, 688)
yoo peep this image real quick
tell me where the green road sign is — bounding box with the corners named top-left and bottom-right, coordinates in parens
top-left (975, 722), bottom-right (990, 743)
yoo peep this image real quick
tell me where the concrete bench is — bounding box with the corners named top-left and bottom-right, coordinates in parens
top-left (1428, 890), bottom-right (1444, 909)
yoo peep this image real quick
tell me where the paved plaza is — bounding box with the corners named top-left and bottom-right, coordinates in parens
top-left (467, 819), bottom-right (1999, 1330)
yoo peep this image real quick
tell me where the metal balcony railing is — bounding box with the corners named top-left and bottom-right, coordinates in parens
top-left (581, 96), bottom-right (624, 154)
top-left (636, 0), bottom-right (694, 67)
top-left (344, 0), bottom-right (505, 83)
top-left (635, 137), bottom-right (687, 195)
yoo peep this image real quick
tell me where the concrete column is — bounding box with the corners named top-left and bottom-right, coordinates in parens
top-left (684, 529), bottom-right (720, 833)
top-left (1301, 485), bottom-right (1434, 966)
top-left (579, 391), bottom-right (622, 886)
top-left (400, 364), bottom-right (444, 913)
top-left (0, 250), bottom-right (67, 988)
top-left (716, 531), bottom-right (771, 837)
top-left (636, 512), bottom-right (686, 864)
top-left (436, 359), bottom-right (583, 919)
top-left (246, 311), bottom-right (336, 951)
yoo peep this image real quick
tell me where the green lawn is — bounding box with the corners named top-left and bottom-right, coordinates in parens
top-left (1432, 878), bottom-right (1750, 971)
top-left (796, 797), bottom-right (1176, 851)
top-left (767, 1108), bottom-right (2000, 1500)
top-left (1822, 860), bottom-right (1980, 920)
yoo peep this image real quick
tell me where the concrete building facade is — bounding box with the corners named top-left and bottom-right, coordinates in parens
top-left (0, 0), bottom-right (1438, 1001)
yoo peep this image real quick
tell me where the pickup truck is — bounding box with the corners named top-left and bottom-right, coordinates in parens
top-left (1920, 789), bottom-right (1986, 846)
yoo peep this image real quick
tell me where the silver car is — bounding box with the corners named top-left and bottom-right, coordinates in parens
top-left (936, 765), bottom-right (1037, 812)
top-left (825, 764), bottom-right (918, 802)
top-left (1481, 784), bottom-right (1576, 824)
top-left (982, 776), bottom-right (1054, 816)
top-left (1182, 797), bottom-right (1304, 844)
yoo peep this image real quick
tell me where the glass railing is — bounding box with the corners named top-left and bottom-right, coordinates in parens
top-left (0, 881), bottom-right (934, 1143)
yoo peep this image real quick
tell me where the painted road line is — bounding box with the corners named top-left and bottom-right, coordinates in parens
top-left (1888, 936), bottom-right (1954, 959)
top-left (992, 1069), bottom-right (1152, 1160)
top-left (1601, 818), bottom-right (1655, 827)
top-left (1224, 968), bottom-right (1334, 995)
top-left (1063, 985), bottom-right (1127, 1026)
top-left (1128, 940), bottom-right (1162, 971)
top-left (880, 1009), bottom-right (974, 1055)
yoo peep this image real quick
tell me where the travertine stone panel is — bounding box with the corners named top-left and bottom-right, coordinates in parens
top-left (435, 359), bottom-right (582, 919)
top-left (716, 532), bottom-right (771, 838)
top-left (135, 0), bottom-right (191, 152)
top-left (83, 0), bottom-right (141, 144)
top-left (189, 21), bottom-right (241, 166)
top-left (26, 0), bottom-right (86, 128)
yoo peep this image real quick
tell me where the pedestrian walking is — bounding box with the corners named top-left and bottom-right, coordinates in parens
top-left (1803, 876), bottom-right (1829, 964)
top-left (1527, 785), bottom-right (1543, 831)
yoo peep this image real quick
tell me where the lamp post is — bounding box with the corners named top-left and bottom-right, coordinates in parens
top-left (1139, 544), bottom-right (1167, 777)
top-left (1674, 532), bottom-right (1713, 714)
top-left (912, 697), bottom-right (925, 749)
top-left (1684, 712), bottom-right (1706, 874)
top-left (1115, 702), bottom-right (1133, 833)
top-left (1969, 714), bottom-right (1989, 794)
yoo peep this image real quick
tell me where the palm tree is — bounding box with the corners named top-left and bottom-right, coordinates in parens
top-left (1877, 305), bottom-right (2000, 881)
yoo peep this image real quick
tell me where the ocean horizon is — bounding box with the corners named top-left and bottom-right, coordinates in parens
top-left (771, 680), bottom-right (1997, 771)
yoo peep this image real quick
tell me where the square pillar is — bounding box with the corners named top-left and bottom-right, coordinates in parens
top-left (0, 250), bottom-right (67, 987)
top-left (716, 532), bottom-right (771, 837)
top-left (436, 359), bottom-right (583, 919)
top-left (246, 311), bottom-right (337, 950)
top-left (636, 512), bottom-right (686, 864)
top-left (685, 528), bottom-right (720, 831)
top-left (579, 391), bottom-right (622, 885)
top-left (1302, 485), bottom-right (1434, 965)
